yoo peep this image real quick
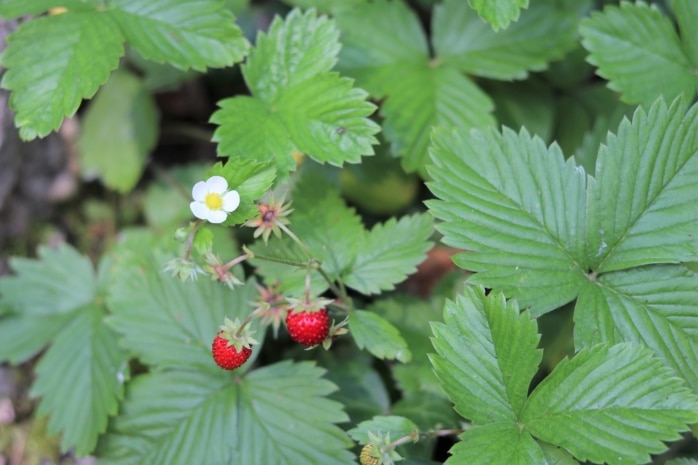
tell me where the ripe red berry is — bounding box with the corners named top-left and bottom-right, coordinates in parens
top-left (286, 308), bottom-right (330, 346)
top-left (212, 331), bottom-right (252, 370)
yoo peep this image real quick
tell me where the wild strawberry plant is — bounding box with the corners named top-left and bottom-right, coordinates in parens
top-left (0, 1), bottom-right (697, 464)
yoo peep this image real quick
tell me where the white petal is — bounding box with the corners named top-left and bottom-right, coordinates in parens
top-left (192, 181), bottom-right (208, 201)
top-left (222, 190), bottom-right (240, 212)
top-left (190, 201), bottom-right (210, 220)
top-left (207, 210), bottom-right (227, 224)
top-left (206, 176), bottom-right (228, 194)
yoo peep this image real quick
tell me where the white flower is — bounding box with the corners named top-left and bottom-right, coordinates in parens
top-left (190, 176), bottom-right (240, 224)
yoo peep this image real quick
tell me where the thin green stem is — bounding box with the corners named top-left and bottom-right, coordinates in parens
top-left (183, 221), bottom-right (202, 261)
top-left (251, 253), bottom-right (309, 268)
top-left (277, 222), bottom-right (313, 259)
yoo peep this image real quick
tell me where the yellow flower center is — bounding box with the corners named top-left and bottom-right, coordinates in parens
top-left (205, 192), bottom-right (223, 210)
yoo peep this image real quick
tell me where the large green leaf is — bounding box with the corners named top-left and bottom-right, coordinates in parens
top-left (672, 0), bottom-right (698, 68)
top-left (575, 265), bottom-right (698, 393)
top-left (342, 214), bottom-right (434, 295)
top-left (78, 69), bottom-right (158, 192)
top-left (0, 245), bottom-right (128, 455)
top-left (335, 0), bottom-right (494, 174)
top-left (31, 304), bottom-right (128, 456)
top-left (379, 64), bottom-right (495, 174)
top-left (427, 127), bottom-right (588, 315)
top-left (434, 0), bottom-right (580, 80)
top-left (212, 9), bottom-right (379, 176)
top-left (107, 0), bottom-right (249, 70)
top-left (586, 98), bottom-right (698, 272)
top-left (0, 0), bottom-right (98, 18)
top-left (467, 0), bottom-right (529, 31)
top-left (0, 244), bottom-right (95, 315)
top-left (0, 11), bottom-right (123, 140)
top-left (580, 2), bottom-right (698, 106)
top-left (98, 362), bottom-right (354, 464)
top-left (430, 287), bottom-right (541, 424)
top-left (107, 246), bottom-right (261, 370)
top-left (522, 343), bottom-right (698, 465)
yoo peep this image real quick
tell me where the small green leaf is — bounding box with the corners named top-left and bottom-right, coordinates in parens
top-left (348, 415), bottom-right (419, 445)
top-left (522, 343), bottom-right (698, 465)
top-left (206, 158), bottom-right (277, 225)
top-left (586, 98), bottom-right (698, 272)
top-left (0, 0), bottom-right (98, 18)
top-left (446, 423), bottom-right (543, 465)
top-left (0, 314), bottom-right (73, 364)
top-left (107, 0), bottom-right (249, 71)
top-left (539, 442), bottom-right (579, 465)
top-left (575, 265), bottom-right (698, 393)
top-left (106, 246), bottom-right (262, 370)
top-left (430, 287), bottom-right (541, 424)
top-left (468, 0), bottom-right (529, 31)
top-left (31, 304), bottom-right (128, 456)
top-left (349, 310), bottom-right (412, 362)
top-left (434, 0), bottom-right (580, 80)
top-left (427, 127), bottom-right (588, 315)
top-left (0, 11), bottom-right (124, 140)
top-left (212, 9), bottom-right (379, 176)
top-left (78, 69), bottom-right (158, 192)
top-left (343, 214), bottom-right (434, 295)
top-left (99, 361), bottom-right (355, 464)
top-left (372, 297), bottom-right (444, 397)
top-left (580, 2), bottom-right (698, 106)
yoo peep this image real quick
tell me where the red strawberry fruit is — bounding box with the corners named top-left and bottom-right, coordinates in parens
top-left (286, 307), bottom-right (330, 346)
top-left (211, 318), bottom-right (257, 370)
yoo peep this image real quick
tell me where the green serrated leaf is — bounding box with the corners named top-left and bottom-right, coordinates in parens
top-left (580, 2), bottom-right (698, 106)
top-left (290, 176), bottom-right (364, 278)
top-left (212, 9), bottom-right (379, 176)
top-left (0, 244), bottom-right (96, 315)
top-left (99, 361), bottom-right (354, 464)
top-left (0, 314), bottom-right (73, 364)
top-left (335, 0), bottom-right (428, 97)
top-left (672, 0), bottom-right (698, 68)
top-left (379, 64), bottom-right (495, 174)
top-left (522, 343), bottom-right (698, 465)
top-left (31, 304), bottom-right (128, 456)
top-left (107, 0), bottom-right (249, 71)
top-left (446, 423), bottom-right (543, 465)
top-left (430, 287), bottom-right (541, 424)
top-left (538, 442), bottom-right (579, 465)
top-left (575, 265), bottom-right (698, 393)
top-left (206, 158), bottom-right (277, 225)
top-left (106, 247), bottom-right (261, 370)
top-left (78, 69), bottom-right (158, 192)
top-left (242, 8), bottom-right (339, 101)
top-left (349, 310), bottom-right (412, 362)
top-left (468, 0), bottom-right (529, 31)
top-left (343, 214), bottom-right (434, 295)
top-left (427, 127), bottom-right (588, 315)
top-left (0, 0), bottom-right (98, 18)
top-left (348, 415), bottom-right (419, 445)
top-left (586, 98), bottom-right (698, 272)
top-left (336, 0), bottom-right (494, 174)
top-left (434, 0), bottom-right (580, 80)
top-left (0, 11), bottom-right (124, 140)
